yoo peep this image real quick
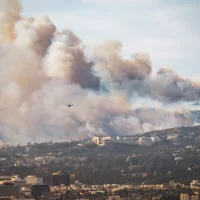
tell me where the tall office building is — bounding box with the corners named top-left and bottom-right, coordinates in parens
top-left (0, 183), bottom-right (20, 199)
top-left (52, 171), bottom-right (70, 186)
top-left (32, 185), bottom-right (50, 199)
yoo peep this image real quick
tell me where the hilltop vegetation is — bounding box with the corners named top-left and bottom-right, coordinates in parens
top-left (1, 125), bottom-right (200, 184)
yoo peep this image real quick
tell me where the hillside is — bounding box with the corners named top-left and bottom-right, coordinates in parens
top-left (1, 125), bottom-right (200, 157)
top-left (1, 125), bottom-right (200, 184)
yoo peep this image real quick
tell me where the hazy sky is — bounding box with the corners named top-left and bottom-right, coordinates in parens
top-left (20, 0), bottom-right (200, 80)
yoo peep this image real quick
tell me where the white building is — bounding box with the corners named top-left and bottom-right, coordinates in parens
top-left (92, 137), bottom-right (112, 146)
top-left (137, 137), bottom-right (153, 146)
top-left (151, 136), bottom-right (161, 143)
top-left (92, 137), bottom-right (101, 145)
top-left (101, 138), bottom-right (112, 146)
top-left (25, 175), bottom-right (43, 185)
top-left (174, 156), bottom-right (183, 161)
top-left (92, 136), bottom-right (136, 146)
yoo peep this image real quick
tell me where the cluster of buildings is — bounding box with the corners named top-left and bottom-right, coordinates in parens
top-left (0, 171), bottom-right (70, 199)
top-left (180, 192), bottom-right (199, 200)
top-left (1, 173), bottom-right (200, 200)
top-left (65, 180), bottom-right (200, 200)
top-left (91, 136), bottom-right (137, 146)
top-left (0, 175), bottom-right (43, 186)
top-left (91, 129), bottom-right (197, 147)
top-left (179, 180), bottom-right (200, 200)
top-left (91, 135), bottom-right (164, 146)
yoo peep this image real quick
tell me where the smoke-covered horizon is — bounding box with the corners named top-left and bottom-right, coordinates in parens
top-left (0, 0), bottom-right (200, 145)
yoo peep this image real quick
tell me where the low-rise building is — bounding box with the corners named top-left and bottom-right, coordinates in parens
top-left (0, 176), bottom-right (11, 185)
top-left (108, 196), bottom-right (121, 200)
top-left (92, 136), bottom-right (112, 146)
top-left (180, 193), bottom-right (199, 200)
top-left (25, 175), bottom-right (43, 185)
top-left (139, 184), bottom-right (165, 190)
top-left (190, 180), bottom-right (200, 188)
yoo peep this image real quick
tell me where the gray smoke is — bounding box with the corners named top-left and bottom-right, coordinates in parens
top-left (14, 15), bottom-right (56, 56)
top-left (0, 0), bottom-right (200, 145)
top-left (0, 0), bottom-right (21, 42)
top-left (85, 41), bottom-right (152, 83)
top-left (43, 30), bottom-right (100, 89)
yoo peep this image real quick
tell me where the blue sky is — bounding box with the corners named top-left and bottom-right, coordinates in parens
top-left (21, 0), bottom-right (200, 80)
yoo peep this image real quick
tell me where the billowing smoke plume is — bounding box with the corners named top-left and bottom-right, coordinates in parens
top-left (43, 30), bottom-right (100, 88)
top-left (85, 41), bottom-right (152, 83)
top-left (0, 0), bottom-right (200, 145)
top-left (0, 0), bottom-right (21, 42)
top-left (14, 15), bottom-right (56, 55)
top-left (149, 69), bottom-right (200, 102)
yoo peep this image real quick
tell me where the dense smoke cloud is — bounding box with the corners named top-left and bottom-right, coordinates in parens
top-left (85, 41), bottom-right (152, 83)
top-left (0, 0), bottom-right (200, 145)
top-left (43, 30), bottom-right (100, 88)
top-left (142, 68), bottom-right (200, 102)
top-left (14, 15), bottom-right (56, 55)
top-left (0, 0), bottom-right (21, 42)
